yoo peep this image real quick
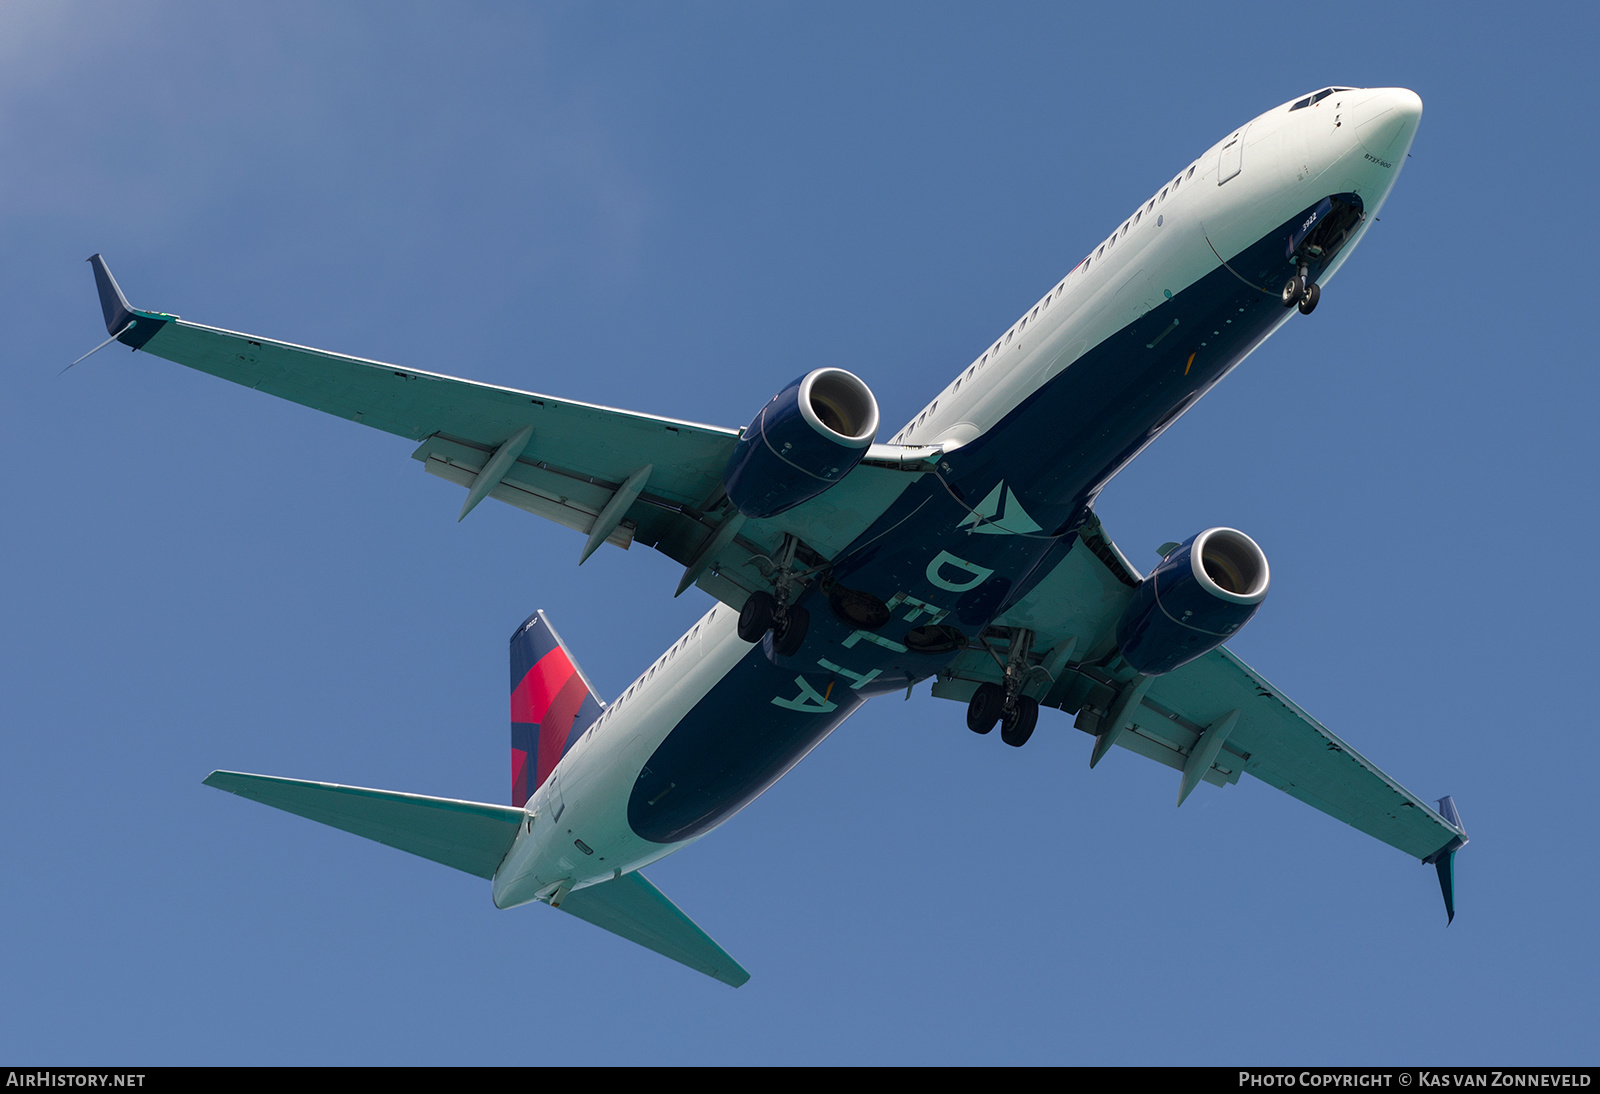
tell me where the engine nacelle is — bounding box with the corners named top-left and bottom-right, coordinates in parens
top-left (1115, 528), bottom-right (1270, 676)
top-left (723, 369), bottom-right (880, 518)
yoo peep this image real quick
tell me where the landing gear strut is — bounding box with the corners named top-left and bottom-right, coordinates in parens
top-left (736, 534), bottom-right (812, 657)
top-left (964, 628), bottom-right (1041, 747)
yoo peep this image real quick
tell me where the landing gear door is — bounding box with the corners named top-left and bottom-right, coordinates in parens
top-left (1218, 124), bottom-right (1250, 184)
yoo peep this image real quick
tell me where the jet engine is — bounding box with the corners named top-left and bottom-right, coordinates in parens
top-left (723, 368), bottom-right (880, 518)
top-left (1115, 528), bottom-right (1270, 676)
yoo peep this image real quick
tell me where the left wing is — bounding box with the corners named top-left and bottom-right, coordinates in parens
top-left (931, 512), bottom-right (1468, 917)
top-left (86, 256), bottom-right (923, 608)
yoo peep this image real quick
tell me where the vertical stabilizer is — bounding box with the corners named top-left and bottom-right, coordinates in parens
top-left (510, 611), bottom-right (605, 807)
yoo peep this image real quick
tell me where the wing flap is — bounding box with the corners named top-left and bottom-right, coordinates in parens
top-left (203, 770), bottom-right (523, 879)
top-left (415, 435), bottom-right (635, 546)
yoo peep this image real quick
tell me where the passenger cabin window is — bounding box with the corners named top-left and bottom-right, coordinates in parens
top-left (1186, 166), bottom-right (1195, 179)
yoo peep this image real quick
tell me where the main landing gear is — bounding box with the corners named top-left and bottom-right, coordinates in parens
top-left (967, 684), bottom-right (1040, 747)
top-left (737, 590), bottom-right (810, 657)
top-left (736, 533), bottom-right (811, 657)
top-left (964, 627), bottom-right (1040, 747)
top-left (1281, 267), bottom-right (1321, 315)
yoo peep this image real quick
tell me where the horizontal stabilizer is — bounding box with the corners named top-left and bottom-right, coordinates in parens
top-left (203, 771), bottom-right (523, 879)
top-left (558, 871), bottom-right (751, 988)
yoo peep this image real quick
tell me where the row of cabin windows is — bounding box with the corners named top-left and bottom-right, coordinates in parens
top-left (592, 616), bottom-right (708, 728)
top-left (896, 158), bottom-right (1204, 441)
top-left (1093, 162), bottom-right (1197, 263)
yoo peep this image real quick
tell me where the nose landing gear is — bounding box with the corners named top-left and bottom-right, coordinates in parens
top-left (1281, 267), bottom-right (1321, 315)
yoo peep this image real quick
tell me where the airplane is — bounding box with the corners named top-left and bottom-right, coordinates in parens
top-left (83, 86), bottom-right (1466, 988)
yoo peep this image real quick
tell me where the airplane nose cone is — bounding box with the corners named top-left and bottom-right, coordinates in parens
top-left (1353, 87), bottom-right (1423, 163)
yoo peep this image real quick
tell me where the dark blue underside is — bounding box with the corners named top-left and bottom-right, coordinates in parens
top-left (628, 201), bottom-right (1343, 845)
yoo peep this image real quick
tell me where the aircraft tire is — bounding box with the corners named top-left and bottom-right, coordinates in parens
top-left (1297, 282), bottom-right (1320, 315)
top-left (773, 604), bottom-right (810, 657)
top-left (1000, 698), bottom-right (1039, 748)
top-left (1281, 273), bottom-right (1304, 308)
top-left (967, 683), bottom-right (1004, 735)
top-left (738, 591), bottom-right (776, 643)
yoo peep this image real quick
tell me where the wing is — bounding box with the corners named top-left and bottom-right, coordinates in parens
top-left (86, 256), bottom-right (924, 608)
top-left (931, 510), bottom-right (1468, 912)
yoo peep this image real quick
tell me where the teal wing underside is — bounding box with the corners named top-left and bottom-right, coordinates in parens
top-left (89, 256), bottom-right (924, 610)
top-left (204, 771), bottom-right (751, 985)
top-left (931, 512), bottom-right (1468, 887)
top-left (203, 770), bottom-right (524, 879)
top-left (558, 873), bottom-right (751, 988)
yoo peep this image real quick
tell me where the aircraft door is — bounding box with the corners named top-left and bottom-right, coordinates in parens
top-left (1218, 124), bottom-right (1250, 184)
top-left (544, 767), bottom-right (567, 823)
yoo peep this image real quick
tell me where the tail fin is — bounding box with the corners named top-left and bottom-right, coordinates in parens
top-left (510, 611), bottom-right (606, 808)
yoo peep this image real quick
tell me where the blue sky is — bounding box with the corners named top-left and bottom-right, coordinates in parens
top-left (4, 1), bottom-right (1596, 1065)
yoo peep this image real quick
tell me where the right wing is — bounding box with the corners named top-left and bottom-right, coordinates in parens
top-left (930, 511), bottom-right (1468, 915)
top-left (87, 255), bottom-right (924, 608)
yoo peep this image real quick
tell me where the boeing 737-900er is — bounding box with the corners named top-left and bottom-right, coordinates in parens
top-left (83, 86), bottom-right (1466, 987)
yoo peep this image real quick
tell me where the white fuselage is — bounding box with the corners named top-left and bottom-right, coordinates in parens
top-left (492, 87), bottom-right (1423, 911)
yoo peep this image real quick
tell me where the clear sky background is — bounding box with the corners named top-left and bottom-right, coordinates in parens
top-left (4, 1), bottom-right (1595, 1066)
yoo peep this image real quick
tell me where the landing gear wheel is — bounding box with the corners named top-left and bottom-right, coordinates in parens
top-left (1297, 282), bottom-right (1320, 315)
top-left (967, 683), bottom-right (1004, 735)
top-left (1000, 697), bottom-right (1039, 748)
top-left (772, 604), bottom-right (810, 657)
top-left (1281, 272), bottom-right (1304, 308)
top-left (738, 591), bottom-right (775, 643)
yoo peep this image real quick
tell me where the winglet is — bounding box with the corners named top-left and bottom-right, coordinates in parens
top-left (88, 254), bottom-right (136, 336)
top-left (1432, 850), bottom-right (1459, 925)
top-left (1422, 796), bottom-right (1468, 925)
top-left (85, 254), bottom-right (173, 350)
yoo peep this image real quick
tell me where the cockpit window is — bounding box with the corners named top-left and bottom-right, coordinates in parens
top-left (1291, 87), bottom-right (1353, 112)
